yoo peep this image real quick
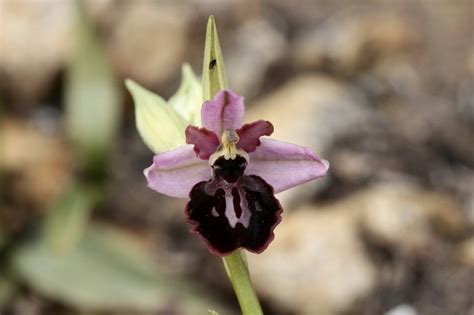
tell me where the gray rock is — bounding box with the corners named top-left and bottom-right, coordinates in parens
top-left (0, 1), bottom-right (73, 105)
top-left (226, 19), bottom-right (287, 98)
top-left (357, 182), bottom-right (467, 249)
top-left (106, 1), bottom-right (192, 86)
top-left (1, 118), bottom-right (72, 209)
top-left (385, 304), bottom-right (418, 315)
top-left (469, 47), bottom-right (474, 75)
top-left (247, 181), bottom-right (467, 315)
top-left (293, 13), bottom-right (417, 72)
top-left (457, 237), bottom-right (474, 266)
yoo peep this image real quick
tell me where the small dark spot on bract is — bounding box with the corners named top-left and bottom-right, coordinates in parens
top-left (209, 59), bottom-right (217, 70)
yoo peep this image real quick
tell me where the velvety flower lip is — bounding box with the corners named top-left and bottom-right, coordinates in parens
top-left (185, 175), bottom-right (283, 256)
top-left (145, 89), bottom-right (329, 256)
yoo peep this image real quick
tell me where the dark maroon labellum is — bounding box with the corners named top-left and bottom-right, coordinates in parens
top-left (185, 173), bottom-right (282, 256)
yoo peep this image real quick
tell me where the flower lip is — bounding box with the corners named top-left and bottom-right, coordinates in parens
top-left (212, 155), bottom-right (247, 183)
top-left (185, 174), bottom-right (283, 256)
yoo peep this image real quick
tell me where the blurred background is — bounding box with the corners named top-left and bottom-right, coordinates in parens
top-left (1, 0), bottom-right (473, 314)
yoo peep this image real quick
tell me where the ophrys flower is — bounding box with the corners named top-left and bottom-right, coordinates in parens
top-left (145, 89), bottom-right (329, 256)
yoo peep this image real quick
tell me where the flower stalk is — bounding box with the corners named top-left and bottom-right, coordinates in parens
top-left (223, 250), bottom-right (263, 315)
top-left (202, 16), bottom-right (263, 314)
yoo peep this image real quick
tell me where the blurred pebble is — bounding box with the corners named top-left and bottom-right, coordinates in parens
top-left (82, 0), bottom-right (117, 24)
top-left (369, 57), bottom-right (421, 98)
top-left (457, 237), bottom-right (474, 266)
top-left (330, 149), bottom-right (375, 183)
top-left (248, 204), bottom-right (376, 315)
top-left (248, 180), bottom-right (467, 314)
top-left (457, 78), bottom-right (474, 123)
top-left (0, 1), bottom-right (73, 105)
top-left (385, 304), bottom-right (418, 315)
top-left (293, 13), bottom-right (417, 73)
top-left (1, 118), bottom-right (72, 210)
top-left (226, 19), bottom-right (287, 98)
top-left (358, 182), bottom-right (466, 249)
top-left (106, 1), bottom-right (193, 86)
top-left (469, 47), bottom-right (474, 75)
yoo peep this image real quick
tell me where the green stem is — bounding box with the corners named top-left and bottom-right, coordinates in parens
top-left (222, 250), bottom-right (263, 315)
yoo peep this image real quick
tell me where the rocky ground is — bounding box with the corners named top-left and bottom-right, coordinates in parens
top-left (1, 1), bottom-right (473, 314)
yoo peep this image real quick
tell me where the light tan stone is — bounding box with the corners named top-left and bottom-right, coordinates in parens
top-left (106, 1), bottom-right (192, 86)
top-left (248, 205), bottom-right (376, 315)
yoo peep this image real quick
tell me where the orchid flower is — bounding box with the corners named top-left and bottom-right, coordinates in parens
top-left (144, 89), bottom-right (329, 256)
top-left (128, 16), bottom-right (329, 314)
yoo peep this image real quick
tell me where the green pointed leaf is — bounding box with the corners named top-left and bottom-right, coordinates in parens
top-left (202, 16), bottom-right (229, 101)
top-left (12, 225), bottom-right (230, 313)
top-left (168, 64), bottom-right (203, 126)
top-left (126, 79), bottom-right (187, 154)
top-left (43, 185), bottom-right (97, 253)
top-left (64, 5), bottom-right (121, 161)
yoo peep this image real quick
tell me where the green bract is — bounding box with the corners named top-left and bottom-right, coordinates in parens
top-left (202, 16), bottom-right (229, 101)
top-left (169, 64), bottom-right (203, 126)
top-left (126, 64), bottom-right (202, 154)
top-left (65, 5), bottom-right (121, 161)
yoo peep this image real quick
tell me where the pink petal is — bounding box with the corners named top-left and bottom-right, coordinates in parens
top-left (144, 145), bottom-right (211, 198)
top-left (237, 120), bottom-right (274, 153)
top-left (201, 89), bottom-right (245, 137)
top-left (246, 138), bottom-right (329, 193)
top-left (185, 126), bottom-right (220, 160)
